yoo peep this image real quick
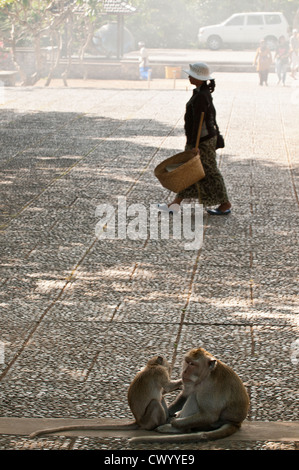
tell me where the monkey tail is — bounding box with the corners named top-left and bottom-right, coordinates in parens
top-left (129, 423), bottom-right (240, 443)
top-left (30, 422), bottom-right (139, 438)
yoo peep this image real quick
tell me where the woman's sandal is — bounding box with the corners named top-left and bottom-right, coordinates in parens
top-left (206, 208), bottom-right (231, 216)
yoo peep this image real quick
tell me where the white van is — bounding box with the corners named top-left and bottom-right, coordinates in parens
top-left (198, 12), bottom-right (289, 50)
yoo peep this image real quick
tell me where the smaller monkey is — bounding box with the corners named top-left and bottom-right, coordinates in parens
top-left (30, 355), bottom-right (182, 438)
top-left (130, 347), bottom-right (250, 443)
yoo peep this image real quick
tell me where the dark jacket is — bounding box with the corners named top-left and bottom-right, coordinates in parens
top-left (184, 83), bottom-right (217, 147)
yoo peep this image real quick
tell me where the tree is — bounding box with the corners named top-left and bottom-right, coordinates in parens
top-left (0, 0), bottom-right (102, 86)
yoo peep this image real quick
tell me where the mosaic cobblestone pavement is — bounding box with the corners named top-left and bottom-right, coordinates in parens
top-left (0, 73), bottom-right (298, 450)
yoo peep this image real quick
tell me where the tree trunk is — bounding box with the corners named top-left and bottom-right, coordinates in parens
top-left (30, 33), bottom-right (43, 85)
top-left (61, 16), bottom-right (73, 87)
top-left (45, 30), bottom-right (62, 86)
top-left (10, 24), bottom-right (27, 86)
top-left (79, 19), bottom-right (94, 80)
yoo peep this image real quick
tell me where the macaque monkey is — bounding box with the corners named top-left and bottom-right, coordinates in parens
top-left (30, 355), bottom-right (182, 438)
top-left (130, 347), bottom-right (249, 443)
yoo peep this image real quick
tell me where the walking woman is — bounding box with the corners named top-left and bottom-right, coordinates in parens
top-left (165, 63), bottom-right (231, 216)
top-left (254, 39), bottom-right (272, 86)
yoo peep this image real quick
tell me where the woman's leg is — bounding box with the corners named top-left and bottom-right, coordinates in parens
top-left (259, 71), bottom-right (263, 85)
top-left (276, 60), bottom-right (281, 83)
top-left (217, 201), bottom-right (231, 212)
top-left (196, 137), bottom-right (231, 209)
top-left (168, 196), bottom-right (183, 207)
top-left (282, 63), bottom-right (287, 85)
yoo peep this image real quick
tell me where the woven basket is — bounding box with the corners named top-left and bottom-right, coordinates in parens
top-left (154, 111), bottom-right (206, 193)
top-left (154, 150), bottom-right (205, 193)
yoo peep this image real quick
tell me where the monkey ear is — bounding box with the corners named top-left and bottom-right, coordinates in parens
top-left (209, 359), bottom-right (217, 370)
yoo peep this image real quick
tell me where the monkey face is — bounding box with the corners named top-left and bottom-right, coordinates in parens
top-left (182, 358), bottom-right (199, 384)
top-left (182, 348), bottom-right (217, 387)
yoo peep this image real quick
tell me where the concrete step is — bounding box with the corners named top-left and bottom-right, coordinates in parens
top-left (0, 417), bottom-right (298, 441)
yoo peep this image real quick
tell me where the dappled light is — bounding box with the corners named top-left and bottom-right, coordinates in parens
top-left (0, 71), bottom-right (298, 450)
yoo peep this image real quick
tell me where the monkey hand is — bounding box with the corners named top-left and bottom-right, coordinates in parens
top-left (163, 379), bottom-right (183, 394)
top-left (174, 379), bottom-right (183, 390)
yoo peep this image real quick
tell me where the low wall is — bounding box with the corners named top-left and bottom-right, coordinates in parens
top-left (60, 60), bottom-right (256, 80)
top-left (11, 49), bottom-right (258, 84)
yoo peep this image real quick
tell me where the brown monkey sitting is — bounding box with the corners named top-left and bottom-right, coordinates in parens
top-left (130, 347), bottom-right (249, 443)
top-left (30, 355), bottom-right (182, 438)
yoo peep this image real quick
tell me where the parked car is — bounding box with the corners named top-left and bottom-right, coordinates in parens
top-left (198, 12), bottom-right (290, 50)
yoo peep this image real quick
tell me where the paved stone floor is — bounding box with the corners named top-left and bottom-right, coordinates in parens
top-left (0, 72), bottom-right (298, 451)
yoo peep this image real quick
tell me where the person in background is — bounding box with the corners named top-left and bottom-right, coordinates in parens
top-left (160, 63), bottom-right (231, 216)
top-left (138, 42), bottom-right (150, 80)
top-left (275, 36), bottom-right (290, 86)
top-left (289, 29), bottom-right (299, 79)
top-left (253, 39), bottom-right (272, 86)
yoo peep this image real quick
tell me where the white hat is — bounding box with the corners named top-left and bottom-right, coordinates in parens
top-left (183, 62), bottom-right (213, 81)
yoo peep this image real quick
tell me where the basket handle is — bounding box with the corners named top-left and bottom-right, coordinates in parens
top-left (195, 112), bottom-right (205, 152)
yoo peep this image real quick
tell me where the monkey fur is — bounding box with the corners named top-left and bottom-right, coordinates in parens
top-left (30, 355), bottom-right (182, 438)
top-left (130, 347), bottom-right (249, 443)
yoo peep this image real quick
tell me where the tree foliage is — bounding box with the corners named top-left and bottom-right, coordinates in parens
top-left (0, 0), bottom-right (103, 85)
